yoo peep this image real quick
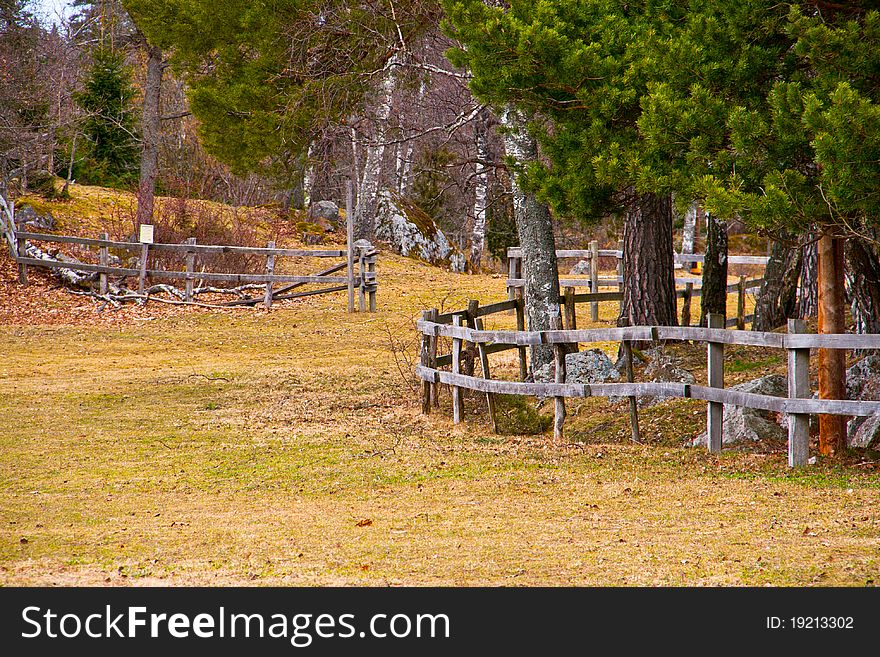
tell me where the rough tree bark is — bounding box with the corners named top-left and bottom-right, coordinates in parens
top-left (698, 213), bottom-right (728, 327)
top-left (470, 107), bottom-right (491, 271)
top-left (354, 54), bottom-right (400, 241)
top-left (845, 236), bottom-right (880, 335)
top-left (618, 191), bottom-right (677, 329)
top-left (135, 40), bottom-right (163, 229)
top-left (500, 108), bottom-right (562, 374)
top-left (817, 233), bottom-right (847, 457)
top-left (798, 237), bottom-right (818, 319)
top-left (753, 234), bottom-right (802, 331)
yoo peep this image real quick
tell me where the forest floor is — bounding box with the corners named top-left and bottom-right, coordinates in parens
top-left (1, 185), bottom-right (879, 586)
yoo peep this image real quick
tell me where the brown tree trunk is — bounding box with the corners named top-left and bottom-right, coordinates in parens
top-left (619, 191), bottom-right (677, 328)
top-left (798, 237), bottom-right (818, 319)
top-left (845, 236), bottom-right (880, 335)
top-left (136, 40), bottom-right (163, 228)
top-left (698, 213), bottom-right (728, 327)
top-left (817, 233), bottom-right (847, 457)
top-left (753, 234), bottom-right (802, 331)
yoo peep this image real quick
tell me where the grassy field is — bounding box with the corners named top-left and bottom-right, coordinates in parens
top-left (1, 191), bottom-right (879, 586)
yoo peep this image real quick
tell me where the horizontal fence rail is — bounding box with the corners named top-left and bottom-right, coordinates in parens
top-left (417, 298), bottom-right (880, 468)
top-left (0, 200), bottom-right (377, 311)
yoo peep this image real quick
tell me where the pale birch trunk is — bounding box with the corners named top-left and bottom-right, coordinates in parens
top-left (354, 55), bottom-right (400, 240)
top-left (470, 108), bottom-right (491, 271)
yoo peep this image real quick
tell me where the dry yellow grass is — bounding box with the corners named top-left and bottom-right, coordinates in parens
top-left (1, 189), bottom-right (878, 587)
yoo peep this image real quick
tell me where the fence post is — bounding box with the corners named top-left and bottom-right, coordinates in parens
top-left (367, 252), bottom-right (377, 312)
top-left (99, 232), bottom-right (109, 295)
top-left (550, 311), bottom-right (566, 440)
top-left (590, 239), bottom-right (599, 322)
top-left (706, 313), bottom-right (725, 453)
top-left (138, 242), bottom-right (149, 295)
top-left (787, 319), bottom-right (811, 467)
top-left (358, 245), bottom-right (367, 312)
top-left (16, 214), bottom-right (27, 285)
top-left (184, 237), bottom-right (196, 302)
top-left (681, 282), bottom-right (693, 327)
top-left (429, 308), bottom-right (440, 407)
top-left (346, 181), bottom-right (355, 313)
top-left (420, 309), bottom-right (433, 415)
top-left (619, 318), bottom-right (641, 444)
top-left (264, 240), bottom-right (276, 309)
top-left (616, 239), bottom-right (624, 315)
top-left (564, 286), bottom-right (577, 332)
top-left (507, 252), bottom-right (519, 306)
top-left (515, 297), bottom-right (528, 381)
top-left (736, 275), bottom-right (746, 329)
top-left (452, 314), bottom-right (463, 424)
top-left (469, 300), bottom-right (498, 432)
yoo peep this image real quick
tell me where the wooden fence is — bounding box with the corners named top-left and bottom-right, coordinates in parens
top-left (0, 196), bottom-right (377, 311)
top-left (416, 296), bottom-right (880, 468)
top-left (507, 242), bottom-right (768, 328)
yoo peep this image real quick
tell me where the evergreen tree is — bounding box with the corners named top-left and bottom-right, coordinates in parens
top-left (74, 45), bottom-right (139, 186)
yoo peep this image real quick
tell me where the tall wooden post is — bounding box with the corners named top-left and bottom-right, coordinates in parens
top-left (515, 297), bottom-right (528, 381)
top-left (184, 237), bottom-right (196, 303)
top-left (367, 253), bottom-right (376, 312)
top-left (346, 181), bottom-right (355, 313)
top-left (706, 313), bottom-right (725, 453)
top-left (736, 275), bottom-right (746, 330)
top-left (787, 319), bottom-right (811, 467)
top-left (817, 233), bottom-right (846, 457)
top-left (590, 239), bottom-right (600, 321)
top-left (429, 308), bottom-right (440, 407)
top-left (264, 240), bottom-right (276, 309)
top-left (564, 286), bottom-right (577, 332)
top-left (619, 318), bottom-right (641, 444)
top-left (358, 246), bottom-right (367, 312)
top-left (616, 239), bottom-right (624, 315)
top-left (99, 232), bottom-right (109, 295)
top-left (507, 253), bottom-right (520, 306)
top-left (469, 300), bottom-right (498, 432)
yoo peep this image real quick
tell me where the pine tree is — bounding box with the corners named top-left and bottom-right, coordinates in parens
top-left (74, 45), bottom-right (139, 186)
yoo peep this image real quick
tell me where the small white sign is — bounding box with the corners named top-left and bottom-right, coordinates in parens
top-left (139, 224), bottom-right (154, 244)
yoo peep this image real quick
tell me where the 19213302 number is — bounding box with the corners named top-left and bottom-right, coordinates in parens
top-left (789, 617), bottom-right (853, 629)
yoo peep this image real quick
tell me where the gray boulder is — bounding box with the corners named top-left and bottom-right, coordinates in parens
top-left (848, 414), bottom-right (880, 449)
top-left (569, 259), bottom-right (590, 275)
top-left (307, 200), bottom-right (340, 228)
top-left (693, 374), bottom-right (787, 447)
top-left (846, 355), bottom-right (880, 448)
top-left (375, 191), bottom-right (467, 272)
top-left (565, 349), bottom-right (620, 384)
top-left (637, 349), bottom-right (696, 406)
top-left (15, 204), bottom-right (55, 230)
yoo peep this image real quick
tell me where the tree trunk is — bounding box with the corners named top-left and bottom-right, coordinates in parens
top-left (798, 238), bottom-right (818, 319)
top-left (619, 191), bottom-right (677, 329)
top-left (753, 234), bottom-right (802, 331)
top-left (844, 236), bottom-right (880, 335)
top-left (136, 41), bottom-right (163, 228)
top-left (470, 108), bottom-right (491, 271)
top-left (354, 55), bottom-right (399, 241)
top-left (817, 233), bottom-right (847, 458)
top-left (501, 108), bottom-right (562, 375)
top-left (699, 213), bottom-right (728, 327)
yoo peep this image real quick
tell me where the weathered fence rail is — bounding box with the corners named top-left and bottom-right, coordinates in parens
top-left (506, 241), bottom-right (767, 328)
top-left (0, 196), bottom-right (377, 311)
top-left (417, 296), bottom-right (880, 468)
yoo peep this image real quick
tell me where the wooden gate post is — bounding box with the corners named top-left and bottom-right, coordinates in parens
top-left (787, 319), bottom-right (811, 467)
top-left (590, 239), bottom-right (600, 321)
top-left (264, 240), bottom-right (276, 309)
top-left (706, 313), bottom-right (726, 453)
